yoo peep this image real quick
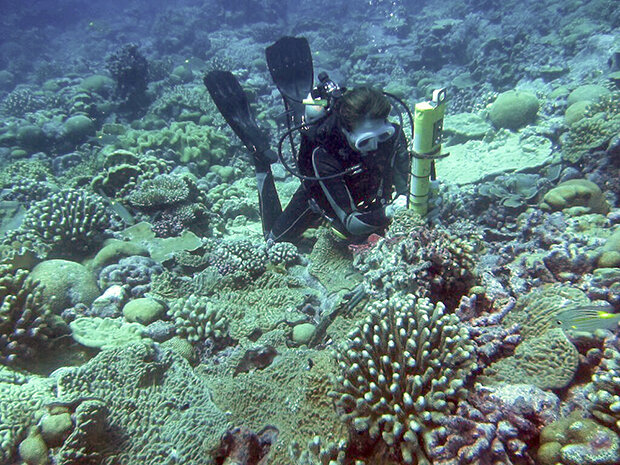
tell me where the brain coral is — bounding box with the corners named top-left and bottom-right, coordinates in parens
top-left (329, 294), bottom-right (477, 464)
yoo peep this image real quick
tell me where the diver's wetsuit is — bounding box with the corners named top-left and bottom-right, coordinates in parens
top-left (256, 113), bottom-right (409, 244)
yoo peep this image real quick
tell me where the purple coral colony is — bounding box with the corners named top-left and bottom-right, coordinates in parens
top-left (0, 1), bottom-right (619, 464)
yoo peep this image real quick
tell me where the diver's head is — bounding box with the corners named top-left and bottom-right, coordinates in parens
top-left (338, 87), bottom-right (394, 153)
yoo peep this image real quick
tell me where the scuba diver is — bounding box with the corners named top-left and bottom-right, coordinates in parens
top-left (204, 36), bottom-right (412, 244)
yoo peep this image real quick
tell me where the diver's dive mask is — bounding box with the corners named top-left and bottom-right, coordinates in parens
top-left (343, 118), bottom-right (395, 153)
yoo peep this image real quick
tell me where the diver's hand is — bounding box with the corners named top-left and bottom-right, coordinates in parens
top-left (385, 194), bottom-right (408, 219)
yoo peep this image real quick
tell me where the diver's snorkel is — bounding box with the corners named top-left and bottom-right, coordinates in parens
top-left (409, 88), bottom-right (449, 216)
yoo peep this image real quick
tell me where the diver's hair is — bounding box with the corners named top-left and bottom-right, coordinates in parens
top-left (337, 87), bottom-right (391, 131)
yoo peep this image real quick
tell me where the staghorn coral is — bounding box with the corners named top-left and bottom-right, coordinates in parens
top-left (329, 294), bottom-right (477, 464)
top-left (0, 265), bottom-right (62, 366)
top-left (17, 190), bottom-right (111, 257)
top-left (0, 86), bottom-right (49, 117)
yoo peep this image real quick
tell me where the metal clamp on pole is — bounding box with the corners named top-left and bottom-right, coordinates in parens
top-left (410, 88), bottom-right (448, 216)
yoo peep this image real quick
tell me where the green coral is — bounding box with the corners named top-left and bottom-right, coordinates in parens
top-left (17, 190), bottom-right (111, 257)
top-left (562, 91), bottom-right (620, 162)
top-left (50, 342), bottom-right (230, 464)
top-left (540, 179), bottom-right (610, 215)
top-left (167, 295), bottom-right (228, 344)
top-left (488, 90), bottom-right (539, 130)
top-left (329, 294), bottom-right (477, 465)
top-left (0, 265), bottom-right (60, 366)
top-left (0, 376), bottom-right (54, 464)
top-left (538, 411), bottom-right (620, 465)
top-left (118, 121), bottom-right (229, 172)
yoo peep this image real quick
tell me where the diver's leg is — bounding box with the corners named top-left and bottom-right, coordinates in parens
top-left (267, 186), bottom-right (321, 243)
top-left (255, 163), bottom-right (283, 239)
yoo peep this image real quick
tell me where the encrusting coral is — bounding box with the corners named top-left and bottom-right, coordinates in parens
top-left (537, 411), bottom-right (620, 465)
top-left (329, 293), bottom-right (477, 464)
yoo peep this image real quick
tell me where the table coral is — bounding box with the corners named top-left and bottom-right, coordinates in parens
top-left (329, 294), bottom-right (477, 464)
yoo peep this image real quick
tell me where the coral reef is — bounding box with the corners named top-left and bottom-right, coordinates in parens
top-left (537, 411), bottom-right (620, 465)
top-left (354, 219), bottom-right (479, 307)
top-left (0, 265), bottom-right (64, 366)
top-left (587, 334), bottom-right (620, 433)
top-left (49, 342), bottom-right (230, 464)
top-left (429, 384), bottom-right (559, 465)
top-left (329, 294), bottom-right (477, 464)
top-left (15, 190), bottom-right (111, 258)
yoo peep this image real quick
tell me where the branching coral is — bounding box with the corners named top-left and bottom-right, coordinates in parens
top-left (429, 384), bottom-right (560, 465)
top-left (354, 219), bottom-right (479, 307)
top-left (167, 294), bottom-right (228, 345)
top-left (587, 334), bottom-right (620, 433)
top-left (0, 265), bottom-right (61, 365)
top-left (329, 294), bottom-right (477, 464)
top-left (18, 189), bottom-right (111, 257)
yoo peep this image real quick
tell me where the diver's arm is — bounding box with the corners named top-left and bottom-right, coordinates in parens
top-left (311, 147), bottom-right (388, 235)
top-left (392, 127), bottom-right (410, 196)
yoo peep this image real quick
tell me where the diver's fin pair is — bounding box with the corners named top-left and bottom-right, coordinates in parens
top-left (203, 70), bottom-right (276, 164)
top-left (203, 37), bottom-right (313, 164)
top-left (266, 36), bottom-right (314, 125)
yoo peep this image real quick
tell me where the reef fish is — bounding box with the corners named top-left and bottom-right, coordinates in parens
top-left (555, 305), bottom-right (620, 333)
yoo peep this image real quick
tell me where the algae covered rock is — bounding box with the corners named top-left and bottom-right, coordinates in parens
top-left (540, 179), bottom-right (610, 215)
top-left (489, 90), bottom-right (539, 130)
top-left (122, 297), bottom-right (165, 325)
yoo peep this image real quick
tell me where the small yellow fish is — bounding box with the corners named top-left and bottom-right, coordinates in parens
top-left (555, 305), bottom-right (620, 333)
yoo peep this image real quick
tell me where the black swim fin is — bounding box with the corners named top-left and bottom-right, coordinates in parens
top-left (266, 36), bottom-right (314, 125)
top-left (204, 70), bottom-right (276, 163)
